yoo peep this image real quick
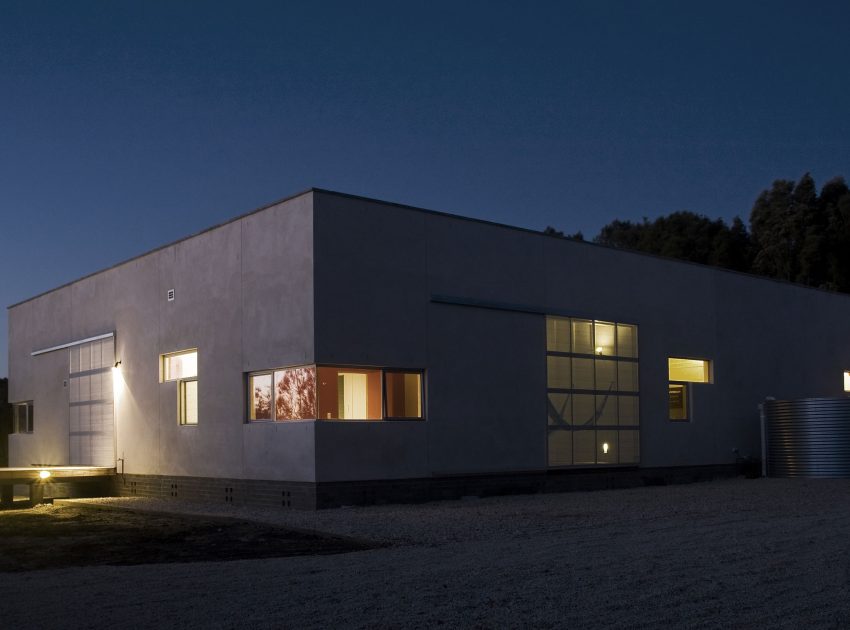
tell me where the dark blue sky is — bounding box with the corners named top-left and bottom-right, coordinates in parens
top-left (2, 0), bottom-right (849, 377)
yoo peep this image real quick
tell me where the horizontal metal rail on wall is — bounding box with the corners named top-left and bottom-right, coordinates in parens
top-left (764, 398), bottom-right (850, 478)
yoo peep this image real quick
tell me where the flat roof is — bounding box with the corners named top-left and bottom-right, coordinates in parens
top-left (9, 187), bottom-right (850, 309)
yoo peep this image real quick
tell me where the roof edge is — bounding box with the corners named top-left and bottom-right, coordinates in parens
top-left (8, 188), bottom-right (316, 310)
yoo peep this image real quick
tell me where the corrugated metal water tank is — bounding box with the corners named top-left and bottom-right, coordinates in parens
top-left (764, 398), bottom-right (850, 478)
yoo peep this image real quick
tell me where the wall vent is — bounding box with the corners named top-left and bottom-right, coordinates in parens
top-left (167, 289), bottom-right (175, 302)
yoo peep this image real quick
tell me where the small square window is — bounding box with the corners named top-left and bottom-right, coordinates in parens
top-left (843, 370), bottom-right (850, 392)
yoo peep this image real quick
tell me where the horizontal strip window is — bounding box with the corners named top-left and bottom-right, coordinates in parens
top-left (32, 332), bottom-right (114, 357)
top-left (247, 365), bottom-right (424, 422)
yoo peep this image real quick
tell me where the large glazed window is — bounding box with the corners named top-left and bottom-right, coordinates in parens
top-left (546, 316), bottom-right (639, 467)
top-left (247, 365), bottom-right (424, 422)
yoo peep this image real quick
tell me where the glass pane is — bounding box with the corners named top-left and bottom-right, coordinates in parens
top-left (595, 358), bottom-right (617, 392)
top-left (385, 371), bottom-right (423, 418)
top-left (182, 380), bottom-right (198, 425)
top-left (618, 395), bottom-right (639, 426)
top-left (619, 430), bottom-right (640, 464)
top-left (547, 356), bottom-right (571, 389)
top-left (80, 344), bottom-right (91, 371)
top-left (547, 393), bottom-right (571, 426)
top-left (573, 430), bottom-right (596, 465)
top-left (571, 319), bottom-right (594, 354)
top-left (618, 361), bottom-right (639, 392)
top-left (102, 340), bottom-right (114, 368)
top-left (26, 403), bottom-right (33, 432)
top-left (572, 394), bottom-right (595, 426)
top-left (617, 324), bottom-right (638, 358)
top-left (546, 316), bottom-right (570, 353)
top-left (669, 383), bottom-right (688, 420)
top-left (250, 374), bottom-right (273, 420)
top-left (668, 358), bottom-right (710, 383)
top-left (317, 367), bottom-right (382, 420)
top-left (597, 430), bottom-right (617, 465)
top-left (596, 393), bottom-right (617, 425)
top-left (594, 321), bottom-right (616, 356)
top-left (572, 358), bottom-right (594, 390)
top-left (164, 351), bottom-right (198, 381)
top-left (91, 341), bottom-right (102, 370)
top-left (274, 366), bottom-right (317, 420)
top-left (548, 430), bottom-right (573, 466)
top-left (70, 346), bottom-right (80, 374)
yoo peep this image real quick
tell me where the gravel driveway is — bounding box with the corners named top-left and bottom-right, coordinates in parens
top-left (2, 478), bottom-right (849, 629)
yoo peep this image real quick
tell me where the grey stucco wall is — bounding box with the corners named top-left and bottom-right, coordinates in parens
top-left (313, 191), bottom-right (850, 480)
top-left (10, 188), bottom-right (850, 485)
top-left (8, 192), bottom-right (316, 481)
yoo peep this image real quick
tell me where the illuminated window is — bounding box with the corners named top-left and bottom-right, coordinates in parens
top-left (317, 367), bottom-right (382, 420)
top-left (161, 349), bottom-right (199, 425)
top-left (162, 350), bottom-right (197, 382)
top-left (179, 379), bottom-right (198, 425)
top-left (13, 402), bottom-right (33, 434)
top-left (249, 373), bottom-right (273, 420)
top-left (668, 358), bottom-right (711, 383)
top-left (546, 316), bottom-right (639, 467)
top-left (275, 366), bottom-right (317, 420)
top-left (668, 383), bottom-right (688, 421)
top-left (668, 357), bottom-right (711, 422)
top-left (844, 371), bottom-right (850, 392)
top-left (247, 365), bottom-right (425, 421)
top-left (385, 371), bottom-right (423, 418)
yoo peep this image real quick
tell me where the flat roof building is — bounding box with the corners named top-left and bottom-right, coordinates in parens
top-left (7, 189), bottom-right (850, 507)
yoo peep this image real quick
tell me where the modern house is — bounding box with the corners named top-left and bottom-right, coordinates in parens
top-left (7, 189), bottom-right (850, 508)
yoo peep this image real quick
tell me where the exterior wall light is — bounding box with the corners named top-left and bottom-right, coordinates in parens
top-left (602, 442), bottom-right (610, 454)
top-left (595, 346), bottom-right (603, 355)
top-left (38, 470), bottom-right (51, 479)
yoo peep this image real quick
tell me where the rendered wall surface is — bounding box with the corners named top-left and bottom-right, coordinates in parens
top-left (313, 191), bottom-right (850, 480)
top-left (10, 188), bottom-right (850, 486)
top-left (8, 192), bottom-right (316, 481)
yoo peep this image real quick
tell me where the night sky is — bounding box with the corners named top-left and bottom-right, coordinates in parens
top-left (2, 0), bottom-right (849, 377)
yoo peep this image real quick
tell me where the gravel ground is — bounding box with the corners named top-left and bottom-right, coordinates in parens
top-left (2, 478), bottom-right (849, 629)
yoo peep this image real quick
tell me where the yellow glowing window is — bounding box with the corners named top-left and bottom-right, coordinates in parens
top-left (162, 350), bottom-right (198, 382)
top-left (844, 371), bottom-right (850, 392)
top-left (668, 358), bottom-right (711, 383)
top-left (179, 379), bottom-right (198, 425)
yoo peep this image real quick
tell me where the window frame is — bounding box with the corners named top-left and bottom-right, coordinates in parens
top-left (382, 369), bottom-right (425, 420)
top-left (667, 356), bottom-right (712, 423)
top-left (160, 348), bottom-right (198, 383)
top-left (178, 378), bottom-right (199, 426)
top-left (245, 364), bottom-right (426, 423)
top-left (12, 402), bottom-right (34, 434)
top-left (545, 316), bottom-right (640, 468)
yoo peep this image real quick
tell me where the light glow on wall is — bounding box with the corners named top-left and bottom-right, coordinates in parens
top-left (112, 365), bottom-right (125, 403)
